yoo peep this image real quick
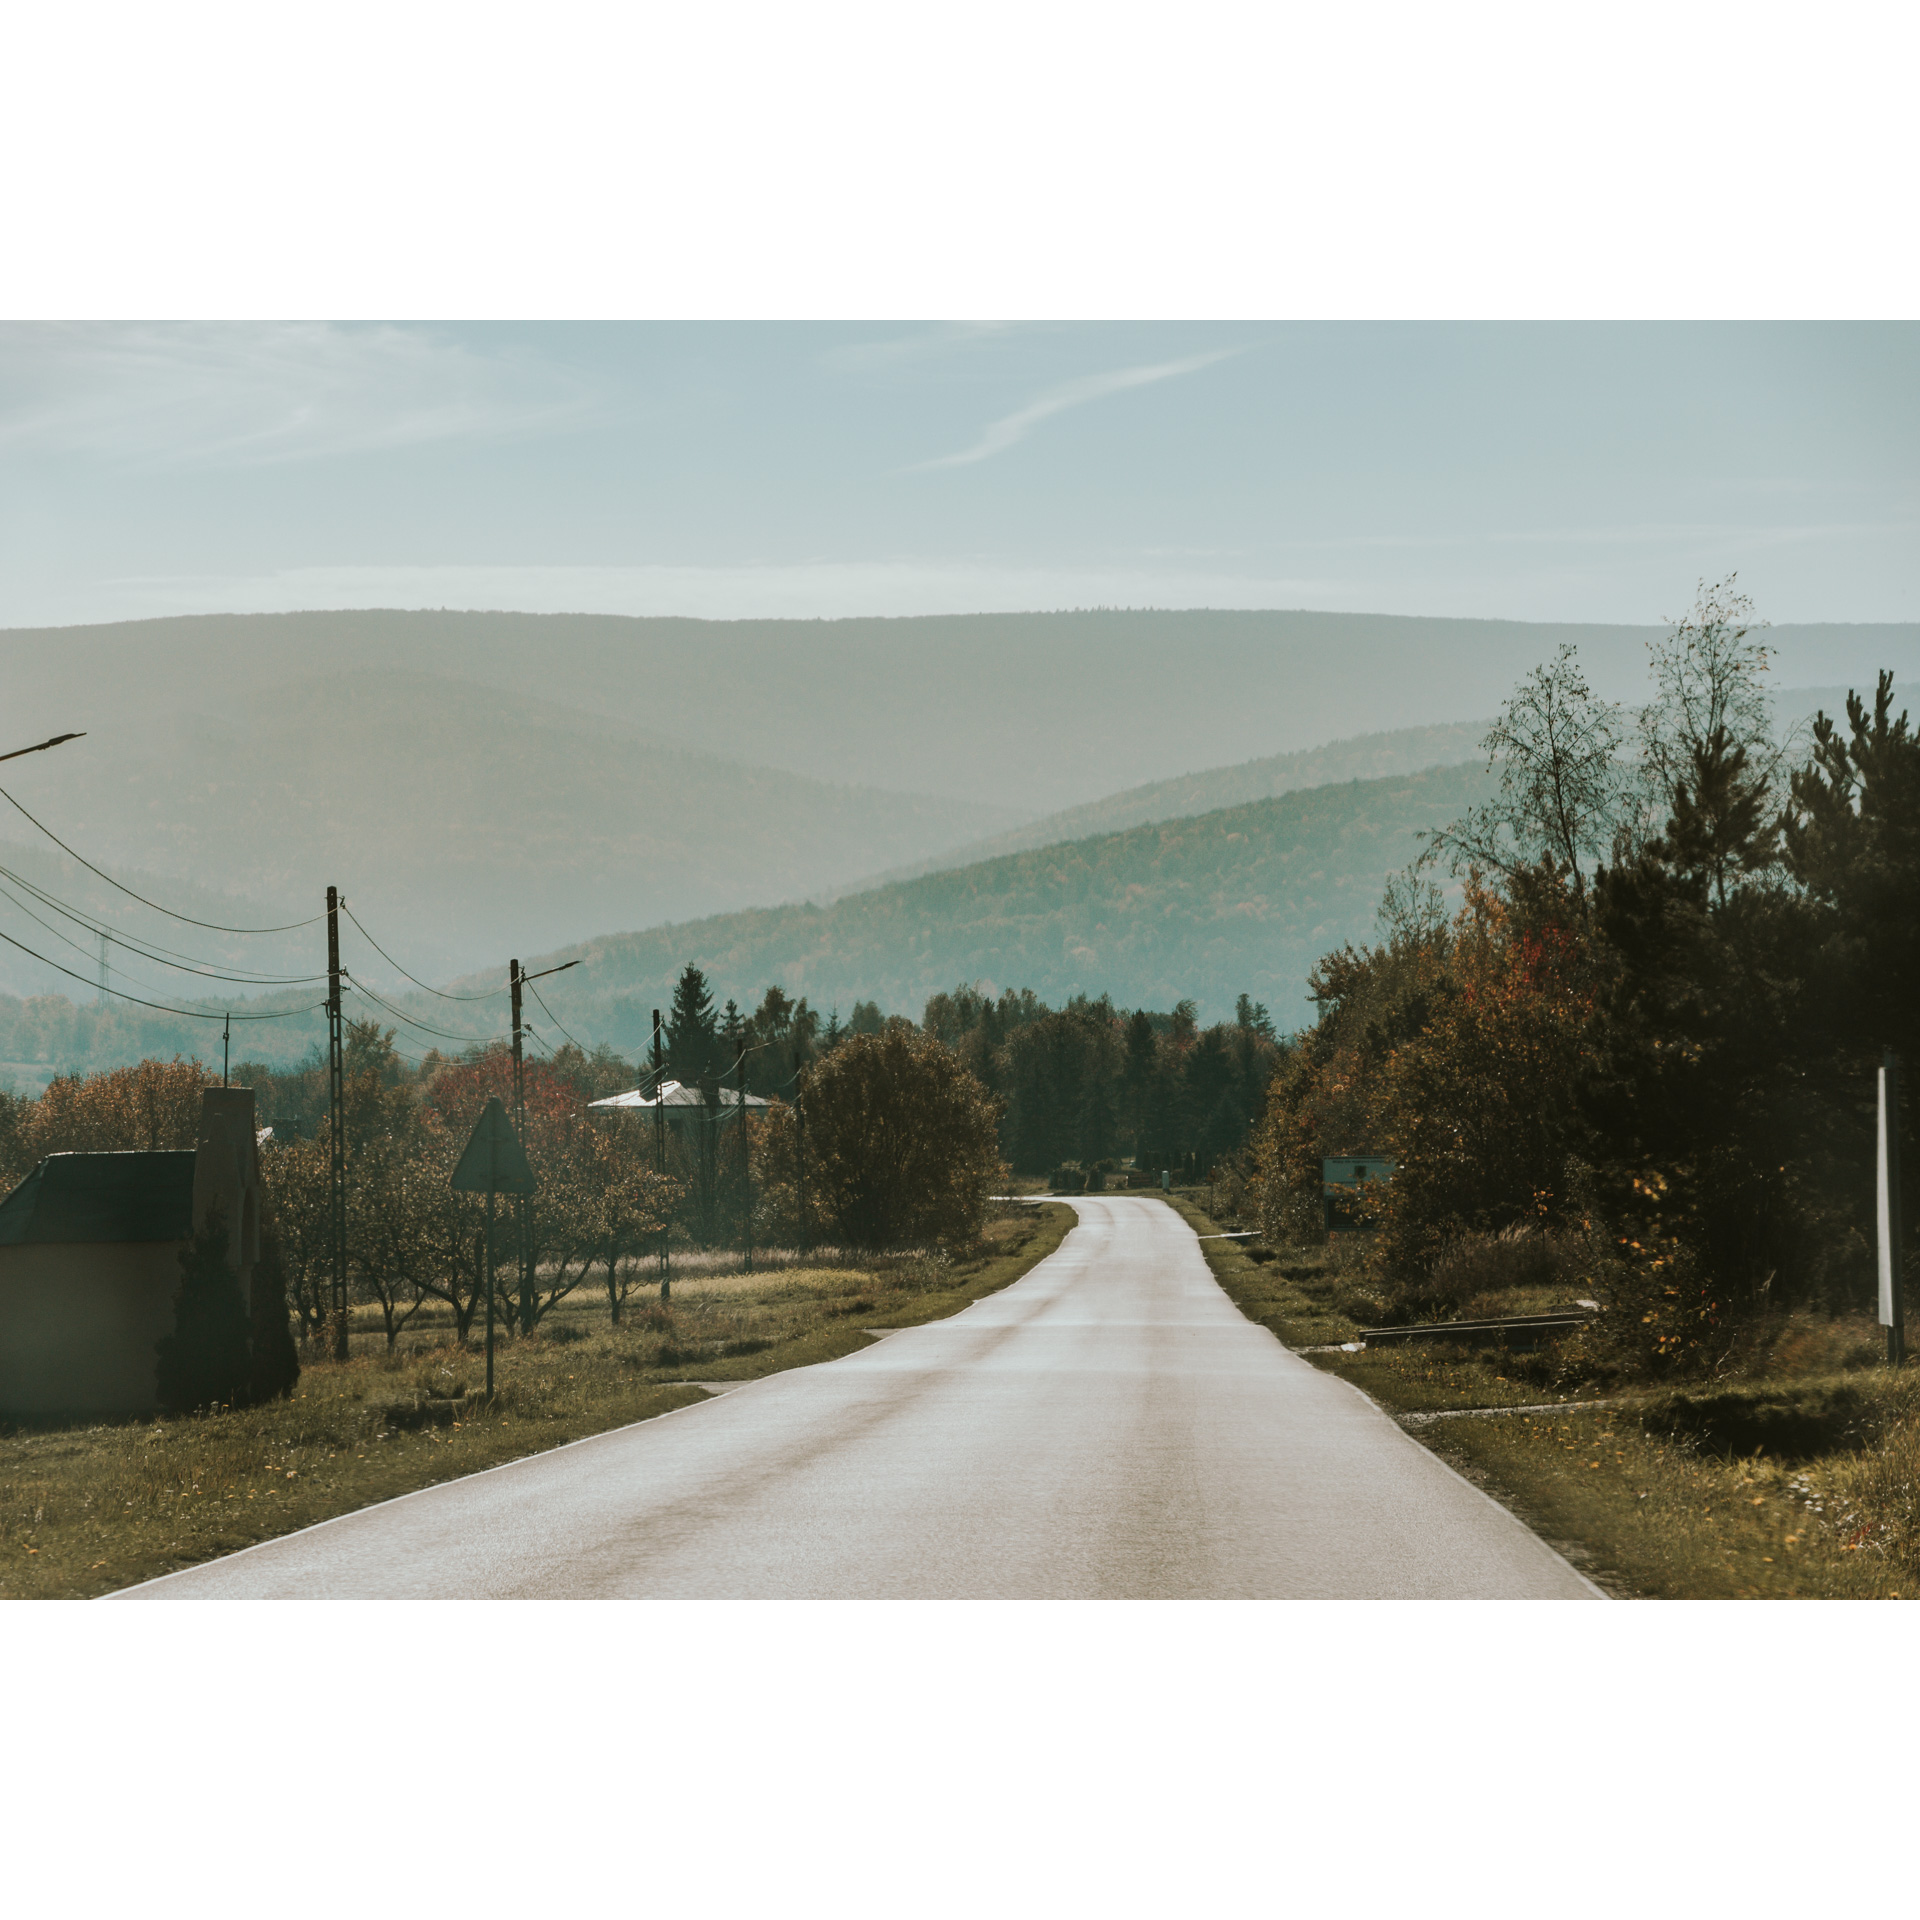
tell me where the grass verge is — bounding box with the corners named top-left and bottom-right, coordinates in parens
top-left (1, 1201), bottom-right (1074, 1600)
top-left (1165, 1190), bottom-right (1917, 1599)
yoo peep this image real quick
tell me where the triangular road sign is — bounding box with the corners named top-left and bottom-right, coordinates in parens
top-left (450, 1096), bottom-right (537, 1195)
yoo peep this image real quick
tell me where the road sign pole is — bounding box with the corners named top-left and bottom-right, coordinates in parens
top-left (1880, 1051), bottom-right (1906, 1366)
top-left (449, 1096), bottom-right (536, 1401)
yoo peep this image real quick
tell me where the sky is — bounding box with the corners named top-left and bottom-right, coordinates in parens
top-left (2, 321), bottom-right (1914, 633)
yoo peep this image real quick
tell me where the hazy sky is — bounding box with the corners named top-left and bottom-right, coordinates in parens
top-left (2, 321), bottom-right (1913, 630)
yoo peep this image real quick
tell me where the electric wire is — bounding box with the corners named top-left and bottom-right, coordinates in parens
top-left (342, 904), bottom-right (506, 1001)
top-left (0, 782), bottom-right (324, 934)
top-left (0, 869), bottom-right (327, 990)
top-left (0, 923), bottom-right (325, 1022)
top-left (349, 975), bottom-right (509, 1049)
top-left (525, 977), bottom-right (585, 1054)
top-left (0, 855), bottom-right (327, 979)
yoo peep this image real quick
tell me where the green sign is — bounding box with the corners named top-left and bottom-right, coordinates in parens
top-left (450, 1096), bottom-right (537, 1196)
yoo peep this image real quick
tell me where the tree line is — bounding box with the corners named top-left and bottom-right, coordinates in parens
top-left (1238, 581), bottom-right (1918, 1379)
top-left (0, 950), bottom-right (1284, 1356)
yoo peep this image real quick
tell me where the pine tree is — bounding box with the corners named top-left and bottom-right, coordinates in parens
top-left (667, 963), bottom-right (718, 1082)
top-left (155, 1204), bottom-right (254, 1415)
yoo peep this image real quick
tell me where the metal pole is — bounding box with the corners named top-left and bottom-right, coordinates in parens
top-left (222, 1010), bottom-right (230, 1088)
top-left (1882, 1050), bottom-right (1906, 1365)
top-left (326, 885), bottom-right (348, 1362)
top-left (653, 1007), bottom-right (669, 1302)
top-left (511, 959), bottom-right (532, 1334)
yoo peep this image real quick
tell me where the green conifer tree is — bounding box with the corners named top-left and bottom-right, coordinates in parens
top-left (667, 962), bottom-right (718, 1082)
top-left (155, 1204), bottom-right (254, 1415)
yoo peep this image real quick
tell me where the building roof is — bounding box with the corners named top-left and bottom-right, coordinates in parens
top-left (0, 1151), bottom-right (197, 1247)
top-left (588, 1079), bottom-right (772, 1112)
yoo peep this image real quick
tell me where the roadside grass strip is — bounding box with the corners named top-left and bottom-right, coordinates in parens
top-left (0, 1202), bottom-right (1074, 1600)
top-left (1166, 1190), bottom-right (1918, 1600)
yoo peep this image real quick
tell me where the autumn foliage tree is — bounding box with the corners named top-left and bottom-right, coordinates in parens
top-left (798, 1022), bottom-right (1004, 1250)
top-left (1249, 582), bottom-right (1918, 1378)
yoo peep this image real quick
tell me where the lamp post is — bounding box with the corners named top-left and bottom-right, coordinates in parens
top-left (510, 957), bottom-right (579, 1331)
top-left (0, 732), bottom-right (84, 766)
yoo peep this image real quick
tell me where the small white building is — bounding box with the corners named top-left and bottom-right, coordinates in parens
top-left (589, 1079), bottom-right (773, 1120)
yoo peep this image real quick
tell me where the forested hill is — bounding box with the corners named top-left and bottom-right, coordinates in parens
top-left (469, 760), bottom-right (1495, 1054)
top-left (827, 719), bottom-right (1493, 895)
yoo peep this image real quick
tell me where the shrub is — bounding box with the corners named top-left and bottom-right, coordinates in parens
top-left (247, 1226), bottom-right (301, 1405)
top-left (1639, 1382), bottom-right (1882, 1461)
top-left (156, 1206), bottom-right (254, 1415)
top-left (1424, 1226), bottom-right (1560, 1306)
top-left (800, 1025), bottom-right (1005, 1251)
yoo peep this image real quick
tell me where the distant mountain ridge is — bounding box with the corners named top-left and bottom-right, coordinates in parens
top-left (446, 761), bottom-right (1497, 1052)
top-left (825, 719), bottom-right (1496, 897)
top-left (0, 665), bottom-right (1028, 986)
top-left (10, 607), bottom-right (1914, 821)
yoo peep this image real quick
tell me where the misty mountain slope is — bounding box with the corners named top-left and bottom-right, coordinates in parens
top-left (8, 607), bottom-right (1912, 819)
top-left (825, 718), bottom-right (1497, 896)
top-left (461, 761), bottom-right (1496, 1055)
top-left (811, 676), bottom-right (1906, 902)
top-left (0, 669), bottom-right (1027, 984)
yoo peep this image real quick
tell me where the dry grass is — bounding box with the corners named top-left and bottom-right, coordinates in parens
top-left (1, 1204), bottom-right (1073, 1600)
top-left (1167, 1191), bottom-right (1918, 1600)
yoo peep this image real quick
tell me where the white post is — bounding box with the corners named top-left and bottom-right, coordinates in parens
top-left (1879, 1054), bottom-right (1905, 1364)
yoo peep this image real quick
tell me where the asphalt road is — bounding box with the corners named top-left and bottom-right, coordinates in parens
top-left (114, 1196), bottom-right (1600, 1600)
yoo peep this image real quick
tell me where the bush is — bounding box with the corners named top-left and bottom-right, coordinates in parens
top-left (1424, 1226), bottom-right (1561, 1306)
top-left (1640, 1381), bottom-right (1882, 1461)
top-left (801, 1026), bottom-right (1005, 1251)
top-left (156, 1207), bottom-right (254, 1415)
top-left (247, 1226), bottom-right (301, 1405)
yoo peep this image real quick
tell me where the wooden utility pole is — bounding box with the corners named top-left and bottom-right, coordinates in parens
top-left (1880, 1051), bottom-right (1906, 1365)
top-left (737, 1033), bottom-right (752, 1273)
top-left (653, 1008), bottom-right (669, 1301)
top-left (326, 885), bottom-right (348, 1361)
top-left (701, 1076), bottom-right (719, 1248)
top-left (795, 1074), bottom-right (807, 1256)
top-left (510, 958), bottom-right (531, 1333)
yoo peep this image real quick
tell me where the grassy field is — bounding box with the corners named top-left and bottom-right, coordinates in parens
top-left (1166, 1190), bottom-right (1919, 1600)
top-left (0, 1202), bottom-right (1073, 1600)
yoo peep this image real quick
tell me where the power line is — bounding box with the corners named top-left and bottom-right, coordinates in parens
top-left (0, 869), bottom-right (327, 990)
top-left (349, 975), bottom-right (508, 1048)
top-left (0, 782), bottom-right (324, 934)
top-left (0, 858), bottom-right (326, 982)
top-left (526, 977), bottom-right (585, 1054)
top-left (341, 904), bottom-right (506, 1001)
top-left (0, 923), bottom-right (325, 1022)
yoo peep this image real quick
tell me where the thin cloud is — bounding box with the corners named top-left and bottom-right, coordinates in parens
top-left (0, 323), bottom-right (593, 470)
top-left (909, 348), bottom-right (1242, 471)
